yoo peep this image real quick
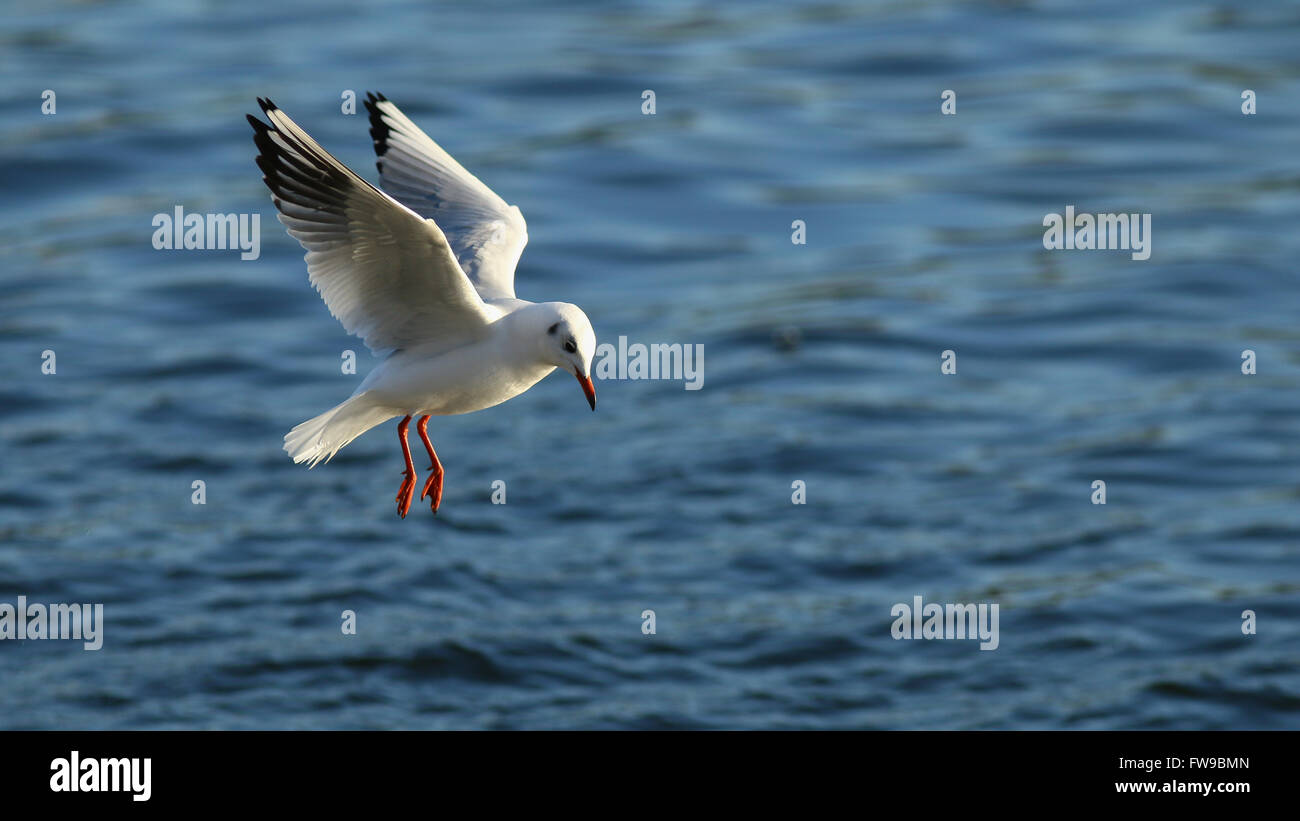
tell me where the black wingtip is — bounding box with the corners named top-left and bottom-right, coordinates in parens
top-left (247, 97), bottom-right (354, 217)
top-left (364, 91), bottom-right (392, 160)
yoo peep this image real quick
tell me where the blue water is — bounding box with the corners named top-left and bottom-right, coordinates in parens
top-left (2, 0), bottom-right (1299, 729)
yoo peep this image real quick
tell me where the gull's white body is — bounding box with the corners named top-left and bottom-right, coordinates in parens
top-left (360, 311), bottom-right (557, 416)
top-left (250, 94), bottom-right (596, 477)
top-left (285, 303), bottom-right (566, 468)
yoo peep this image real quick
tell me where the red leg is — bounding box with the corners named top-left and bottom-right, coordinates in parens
top-left (395, 415), bottom-right (416, 518)
top-left (416, 414), bottom-right (444, 513)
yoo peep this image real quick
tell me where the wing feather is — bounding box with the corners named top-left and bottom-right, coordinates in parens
top-left (364, 92), bottom-right (527, 301)
top-left (248, 97), bottom-right (494, 355)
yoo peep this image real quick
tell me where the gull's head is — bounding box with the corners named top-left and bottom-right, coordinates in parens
top-left (539, 302), bottom-right (597, 410)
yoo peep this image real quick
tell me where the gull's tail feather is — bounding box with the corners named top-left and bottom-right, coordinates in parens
top-left (284, 391), bottom-right (394, 468)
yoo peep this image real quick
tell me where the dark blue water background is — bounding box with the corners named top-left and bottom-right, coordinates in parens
top-left (2, 0), bottom-right (1298, 728)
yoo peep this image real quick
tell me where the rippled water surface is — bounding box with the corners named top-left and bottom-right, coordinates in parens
top-left (2, 0), bottom-right (1299, 728)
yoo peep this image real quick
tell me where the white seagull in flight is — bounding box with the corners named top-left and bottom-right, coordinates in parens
top-left (248, 94), bottom-right (597, 518)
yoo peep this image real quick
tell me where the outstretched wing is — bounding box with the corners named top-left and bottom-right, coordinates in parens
top-left (365, 92), bottom-right (527, 301)
top-left (249, 97), bottom-right (494, 355)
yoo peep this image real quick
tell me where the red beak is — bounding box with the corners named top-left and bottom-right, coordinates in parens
top-left (576, 372), bottom-right (596, 410)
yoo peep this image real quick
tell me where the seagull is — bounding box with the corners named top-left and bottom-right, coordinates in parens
top-left (247, 94), bottom-right (597, 518)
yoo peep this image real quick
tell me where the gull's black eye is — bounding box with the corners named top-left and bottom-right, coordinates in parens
top-left (564, 339), bottom-right (577, 354)
top-left (548, 323), bottom-right (559, 335)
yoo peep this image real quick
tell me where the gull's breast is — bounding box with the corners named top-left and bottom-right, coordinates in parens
top-left (364, 339), bottom-right (556, 416)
